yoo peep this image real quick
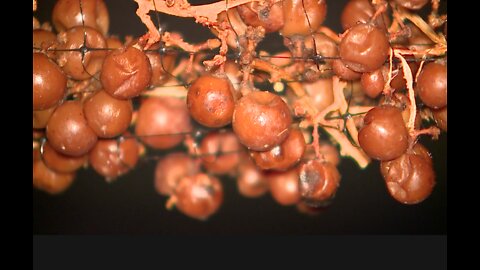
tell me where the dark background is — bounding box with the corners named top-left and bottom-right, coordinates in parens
top-left (33, 0), bottom-right (447, 234)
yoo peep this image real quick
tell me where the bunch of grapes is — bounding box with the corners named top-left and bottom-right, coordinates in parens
top-left (33, 0), bottom-right (446, 220)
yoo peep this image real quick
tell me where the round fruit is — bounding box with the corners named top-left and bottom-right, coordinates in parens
top-left (341, 0), bottom-right (390, 31)
top-left (52, 0), bottom-right (109, 36)
top-left (56, 26), bottom-right (107, 80)
top-left (332, 59), bottom-right (362, 81)
top-left (394, 0), bottom-right (429, 10)
top-left (33, 106), bottom-right (57, 129)
top-left (46, 100), bottom-right (98, 157)
top-left (250, 127), bottom-right (306, 171)
top-left (358, 105), bottom-right (409, 161)
top-left (299, 160), bottom-right (341, 205)
top-left (380, 143), bottom-right (436, 204)
top-left (83, 90), bottom-right (133, 138)
top-left (174, 173), bottom-right (223, 220)
top-left (154, 152), bottom-right (200, 196)
top-left (200, 131), bottom-right (242, 175)
top-left (339, 23), bottom-right (390, 73)
top-left (416, 62), bottom-right (447, 109)
top-left (33, 158), bottom-right (75, 195)
top-left (187, 74), bottom-right (237, 128)
top-left (360, 66), bottom-right (388, 98)
top-left (266, 168), bottom-right (301, 206)
top-left (237, 158), bottom-right (269, 198)
top-left (41, 141), bottom-right (87, 173)
top-left (281, 0), bottom-right (327, 37)
top-left (33, 53), bottom-right (67, 110)
top-left (236, 1), bottom-right (284, 33)
top-left (233, 91), bottom-right (292, 151)
top-left (33, 29), bottom-right (57, 50)
top-left (101, 46), bottom-right (152, 99)
top-left (135, 97), bottom-right (192, 149)
top-left (88, 135), bottom-right (139, 180)
top-left (432, 106), bottom-right (447, 132)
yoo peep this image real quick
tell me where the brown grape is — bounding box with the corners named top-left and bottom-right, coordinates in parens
top-left (88, 134), bottom-right (139, 180)
top-left (83, 90), bottom-right (133, 138)
top-left (187, 74), bottom-right (237, 128)
top-left (33, 53), bottom-right (67, 110)
top-left (56, 26), bottom-right (107, 80)
top-left (380, 143), bottom-right (436, 204)
top-left (33, 158), bottom-right (75, 195)
top-left (358, 105), bottom-right (409, 161)
top-left (101, 46), bottom-right (152, 99)
top-left (200, 131), bottom-right (242, 175)
top-left (155, 152), bottom-right (200, 196)
top-left (174, 173), bottom-right (223, 220)
top-left (52, 0), bottom-right (109, 36)
top-left (46, 100), bottom-right (98, 157)
top-left (135, 97), bottom-right (192, 149)
top-left (233, 91), bottom-right (292, 151)
top-left (339, 23), bottom-right (390, 73)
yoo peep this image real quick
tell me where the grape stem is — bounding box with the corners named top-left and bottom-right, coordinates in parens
top-left (392, 3), bottom-right (446, 46)
top-left (393, 50), bottom-right (416, 133)
top-left (383, 48), bottom-right (394, 96)
top-left (311, 77), bottom-right (370, 168)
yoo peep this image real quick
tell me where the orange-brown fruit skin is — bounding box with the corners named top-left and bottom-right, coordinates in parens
top-left (233, 91), bottom-right (292, 151)
top-left (56, 26), bottom-right (107, 80)
top-left (236, 1), bottom-right (284, 33)
top-left (33, 53), bottom-right (67, 110)
top-left (88, 135), bottom-right (139, 179)
top-left (187, 74), bottom-right (237, 128)
top-left (281, 0), bottom-right (327, 37)
top-left (380, 144), bottom-right (435, 204)
top-left (250, 128), bottom-right (306, 171)
top-left (358, 105), bottom-right (409, 161)
top-left (416, 62), bottom-right (447, 109)
top-left (135, 97), bottom-right (192, 150)
top-left (33, 159), bottom-right (75, 195)
top-left (339, 23), bottom-right (390, 73)
top-left (101, 46), bottom-right (152, 100)
top-left (341, 0), bottom-right (390, 31)
top-left (46, 100), bottom-right (98, 157)
top-left (83, 90), bottom-right (133, 138)
top-left (174, 174), bottom-right (224, 220)
top-left (200, 131), bottom-right (242, 175)
top-left (299, 160), bottom-right (341, 204)
top-left (155, 152), bottom-right (200, 196)
top-left (42, 141), bottom-right (87, 173)
top-left (267, 168), bottom-right (301, 206)
top-left (52, 0), bottom-right (110, 36)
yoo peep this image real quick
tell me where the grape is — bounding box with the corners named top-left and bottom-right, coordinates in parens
top-left (358, 105), bottom-right (409, 161)
top-left (233, 91), bottom-right (292, 151)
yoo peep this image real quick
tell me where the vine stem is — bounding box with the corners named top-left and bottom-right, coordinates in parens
top-left (134, 0), bottom-right (281, 47)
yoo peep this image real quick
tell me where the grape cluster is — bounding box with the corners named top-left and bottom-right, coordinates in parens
top-left (33, 0), bottom-right (446, 220)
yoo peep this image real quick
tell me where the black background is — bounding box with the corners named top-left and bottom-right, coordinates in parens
top-left (33, 0), bottom-right (447, 234)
